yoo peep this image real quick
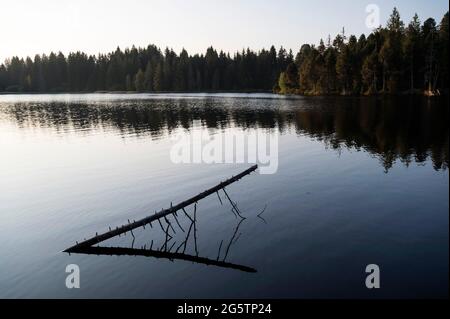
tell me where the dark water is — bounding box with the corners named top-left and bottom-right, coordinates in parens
top-left (0, 93), bottom-right (448, 298)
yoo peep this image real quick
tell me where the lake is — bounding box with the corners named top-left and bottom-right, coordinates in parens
top-left (0, 93), bottom-right (448, 298)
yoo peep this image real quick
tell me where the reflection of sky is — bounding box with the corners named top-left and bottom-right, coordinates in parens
top-left (0, 0), bottom-right (448, 63)
top-left (0, 93), bottom-right (448, 298)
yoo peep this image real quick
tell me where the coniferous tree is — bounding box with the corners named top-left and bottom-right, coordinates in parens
top-left (0, 64), bottom-right (7, 91)
top-left (153, 62), bottom-right (163, 91)
top-left (403, 14), bottom-right (422, 92)
top-left (336, 44), bottom-right (352, 94)
top-left (125, 74), bottom-right (133, 91)
top-left (32, 55), bottom-right (46, 92)
top-left (383, 7), bottom-right (405, 93)
top-left (422, 18), bottom-right (438, 93)
top-left (0, 8), bottom-right (448, 95)
top-left (278, 72), bottom-right (288, 93)
top-left (134, 69), bottom-right (145, 92)
top-left (362, 49), bottom-right (380, 94)
top-left (438, 12), bottom-right (449, 90)
top-left (144, 62), bottom-right (153, 91)
top-left (278, 8), bottom-right (448, 96)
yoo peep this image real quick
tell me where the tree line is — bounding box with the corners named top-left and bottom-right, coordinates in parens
top-left (277, 8), bottom-right (449, 95)
top-left (0, 7), bottom-right (447, 95)
top-left (0, 44), bottom-right (293, 93)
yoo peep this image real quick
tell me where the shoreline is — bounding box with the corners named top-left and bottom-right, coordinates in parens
top-left (0, 90), bottom-right (448, 97)
top-left (0, 90), bottom-right (273, 95)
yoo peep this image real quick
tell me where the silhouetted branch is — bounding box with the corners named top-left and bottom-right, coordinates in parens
top-left (223, 219), bottom-right (245, 262)
top-left (182, 208), bottom-right (194, 223)
top-left (257, 204), bottom-right (268, 224)
top-left (193, 203), bottom-right (199, 256)
top-left (217, 240), bottom-right (224, 261)
top-left (164, 216), bottom-right (176, 234)
top-left (172, 213), bottom-right (185, 232)
top-left (64, 165), bottom-right (258, 252)
top-left (223, 188), bottom-right (245, 219)
top-left (216, 191), bottom-right (223, 205)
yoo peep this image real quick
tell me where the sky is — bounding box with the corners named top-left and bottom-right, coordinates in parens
top-left (0, 0), bottom-right (448, 62)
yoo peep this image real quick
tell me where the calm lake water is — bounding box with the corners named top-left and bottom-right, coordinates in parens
top-left (0, 93), bottom-right (448, 298)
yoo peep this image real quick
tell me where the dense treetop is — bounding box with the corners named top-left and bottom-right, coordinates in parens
top-left (0, 44), bottom-right (292, 93)
top-left (0, 8), bottom-right (448, 95)
top-left (278, 8), bottom-right (449, 95)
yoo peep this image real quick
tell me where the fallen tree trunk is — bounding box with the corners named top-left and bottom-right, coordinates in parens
top-left (65, 165), bottom-right (258, 252)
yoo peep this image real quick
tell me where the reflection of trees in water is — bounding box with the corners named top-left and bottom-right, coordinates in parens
top-left (296, 97), bottom-right (449, 171)
top-left (2, 96), bottom-right (448, 171)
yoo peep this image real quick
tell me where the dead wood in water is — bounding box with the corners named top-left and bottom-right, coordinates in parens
top-left (64, 165), bottom-right (258, 252)
top-left (66, 246), bottom-right (257, 273)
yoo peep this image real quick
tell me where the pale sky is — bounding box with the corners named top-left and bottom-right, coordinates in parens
top-left (0, 0), bottom-right (448, 62)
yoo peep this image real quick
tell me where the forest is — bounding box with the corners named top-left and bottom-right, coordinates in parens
top-left (0, 44), bottom-right (291, 93)
top-left (0, 8), bottom-right (448, 95)
top-left (278, 8), bottom-right (449, 95)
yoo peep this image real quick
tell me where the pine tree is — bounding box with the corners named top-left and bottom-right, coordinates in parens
top-left (153, 62), bottom-right (163, 92)
top-left (134, 69), bottom-right (145, 92)
top-left (438, 12), bottom-right (449, 90)
top-left (126, 74), bottom-right (133, 91)
top-left (362, 49), bottom-right (379, 94)
top-left (422, 18), bottom-right (438, 93)
top-left (324, 48), bottom-right (337, 93)
top-left (403, 14), bottom-right (421, 92)
top-left (144, 61), bottom-right (153, 91)
top-left (336, 45), bottom-right (351, 94)
top-left (32, 55), bottom-right (46, 92)
top-left (278, 72), bottom-right (288, 94)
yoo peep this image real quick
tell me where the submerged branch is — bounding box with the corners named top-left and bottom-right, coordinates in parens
top-left (65, 165), bottom-right (258, 252)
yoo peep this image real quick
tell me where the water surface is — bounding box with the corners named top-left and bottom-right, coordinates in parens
top-left (0, 93), bottom-right (448, 298)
